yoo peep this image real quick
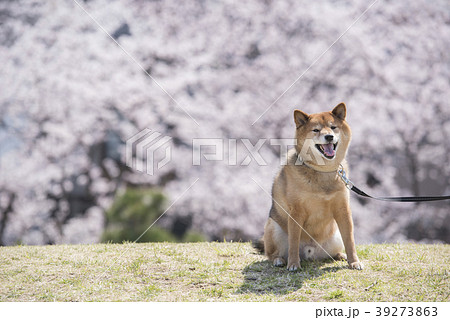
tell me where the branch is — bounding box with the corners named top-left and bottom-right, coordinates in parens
top-left (0, 192), bottom-right (16, 246)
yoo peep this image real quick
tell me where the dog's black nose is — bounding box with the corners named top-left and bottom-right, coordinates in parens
top-left (325, 135), bottom-right (334, 142)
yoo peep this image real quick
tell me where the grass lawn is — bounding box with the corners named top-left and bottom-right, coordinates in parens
top-left (0, 242), bottom-right (448, 302)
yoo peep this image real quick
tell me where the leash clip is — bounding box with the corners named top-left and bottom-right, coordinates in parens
top-left (338, 164), bottom-right (354, 190)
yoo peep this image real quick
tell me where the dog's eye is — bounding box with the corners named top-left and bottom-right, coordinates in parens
top-left (331, 126), bottom-right (337, 130)
top-left (312, 129), bottom-right (320, 132)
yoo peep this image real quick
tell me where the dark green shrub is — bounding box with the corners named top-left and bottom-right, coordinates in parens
top-left (102, 188), bottom-right (176, 243)
top-left (102, 188), bottom-right (206, 243)
top-left (182, 231), bottom-right (207, 243)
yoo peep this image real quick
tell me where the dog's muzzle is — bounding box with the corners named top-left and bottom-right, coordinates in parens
top-left (315, 142), bottom-right (337, 159)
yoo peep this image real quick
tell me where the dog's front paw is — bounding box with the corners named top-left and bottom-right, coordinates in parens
top-left (287, 260), bottom-right (301, 271)
top-left (348, 261), bottom-right (364, 270)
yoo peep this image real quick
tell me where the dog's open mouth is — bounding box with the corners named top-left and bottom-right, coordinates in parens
top-left (315, 143), bottom-right (337, 159)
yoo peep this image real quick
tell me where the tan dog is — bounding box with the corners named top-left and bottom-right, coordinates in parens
top-left (260, 103), bottom-right (362, 271)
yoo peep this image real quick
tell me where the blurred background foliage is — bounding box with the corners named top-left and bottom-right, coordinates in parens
top-left (0, 0), bottom-right (448, 246)
top-left (102, 188), bottom-right (206, 243)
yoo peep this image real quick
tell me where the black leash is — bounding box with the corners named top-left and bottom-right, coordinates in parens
top-left (337, 165), bottom-right (450, 203)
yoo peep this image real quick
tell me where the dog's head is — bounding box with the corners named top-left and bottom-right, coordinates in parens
top-left (293, 103), bottom-right (351, 171)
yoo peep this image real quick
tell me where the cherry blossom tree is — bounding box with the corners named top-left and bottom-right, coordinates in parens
top-left (0, 0), bottom-right (448, 245)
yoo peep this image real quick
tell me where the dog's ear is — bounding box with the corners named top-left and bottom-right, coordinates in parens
top-left (294, 110), bottom-right (309, 128)
top-left (332, 103), bottom-right (346, 120)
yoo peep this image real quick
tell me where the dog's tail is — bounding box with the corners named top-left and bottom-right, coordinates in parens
top-left (251, 237), bottom-right (264, 254)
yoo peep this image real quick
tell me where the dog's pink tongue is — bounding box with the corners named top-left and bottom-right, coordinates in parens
top-left (323, 143), bottom-right (335, 157)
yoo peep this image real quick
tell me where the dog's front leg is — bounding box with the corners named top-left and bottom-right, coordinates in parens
top-left (334, 200), bottom-right (363, 270)
top-left (287, 214), bottom-right (303, 271)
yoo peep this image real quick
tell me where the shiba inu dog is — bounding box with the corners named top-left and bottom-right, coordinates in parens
top-left (257, 103), bottom-right (362, 271)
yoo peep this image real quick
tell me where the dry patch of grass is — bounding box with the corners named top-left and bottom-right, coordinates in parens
top-left (0, 242), bottom-right (448, 301)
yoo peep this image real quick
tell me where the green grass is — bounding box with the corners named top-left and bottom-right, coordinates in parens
top-left (0, 243), bottom-right (448, 301)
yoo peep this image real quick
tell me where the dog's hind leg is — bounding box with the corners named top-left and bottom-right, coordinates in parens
top-left (327, 228), bottom-right (346, 260)
top-left (334, 252), bottom-right (347, 261)
top-left (313, 227), bottom-right (346, 261)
